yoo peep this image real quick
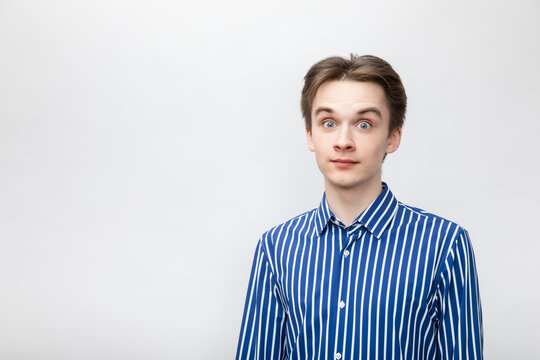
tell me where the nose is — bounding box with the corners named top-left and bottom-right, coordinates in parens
top-left (334, 126), bottom-right (355, 152)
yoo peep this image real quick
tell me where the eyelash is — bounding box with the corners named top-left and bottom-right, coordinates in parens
top-left (321, 120), bottom-right (372, 129)
top-left (322, 120), bottom-right (335, 128)
top-left (357, 121), bottom-right (371, 129)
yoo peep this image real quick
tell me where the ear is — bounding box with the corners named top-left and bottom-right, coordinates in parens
top-left (306, 126), bottom-right (315, 152)
top-left (385, 127), bottom-right (402, 154)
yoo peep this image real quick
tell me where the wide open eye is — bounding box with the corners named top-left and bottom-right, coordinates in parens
top-left (322, 120), bottom-right (336, 128)
top-left (357, 121), bottom-right (371, 130)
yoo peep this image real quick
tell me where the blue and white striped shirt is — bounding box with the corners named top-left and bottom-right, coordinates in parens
top-left (236, 183), bottom-right (483, 359)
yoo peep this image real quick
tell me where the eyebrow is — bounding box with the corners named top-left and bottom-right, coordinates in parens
top-left (314, 106), bottom-right (382, 119)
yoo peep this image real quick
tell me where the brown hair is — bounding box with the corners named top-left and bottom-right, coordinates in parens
top-left (301, 54), bottom-right (407, 134)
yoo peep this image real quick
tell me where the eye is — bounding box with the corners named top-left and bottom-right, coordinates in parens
top-left (322, 120), bottom-right (336, 128)
top-left (357, 121), bottom-right (371, 130)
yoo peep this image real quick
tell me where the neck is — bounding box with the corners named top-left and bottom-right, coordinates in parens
top-left (324, 177), bottom-right (383, 227)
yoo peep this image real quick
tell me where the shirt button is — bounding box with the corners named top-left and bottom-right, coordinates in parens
top-left (344, 250), bottom-right (350, 257)
top-left (335, 353), bottom-right (342, 360)
top-left (339, 300), bottom-right (345, 309)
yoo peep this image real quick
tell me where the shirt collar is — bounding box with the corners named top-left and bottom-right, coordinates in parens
top-left (314, 182), bottom-right (399, 240)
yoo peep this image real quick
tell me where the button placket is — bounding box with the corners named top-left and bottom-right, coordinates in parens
top-left (334, 228), bottom-right (353, 360)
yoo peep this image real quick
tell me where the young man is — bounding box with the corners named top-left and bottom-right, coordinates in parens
top-left (236, 55), bottom-right (483, 360)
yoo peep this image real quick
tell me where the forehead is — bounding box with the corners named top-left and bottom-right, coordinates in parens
top-left (312, 80), bottom-right (389, 118)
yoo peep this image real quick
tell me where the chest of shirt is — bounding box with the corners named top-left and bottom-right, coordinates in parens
top-left (271, 223), bottom-right (443, 327)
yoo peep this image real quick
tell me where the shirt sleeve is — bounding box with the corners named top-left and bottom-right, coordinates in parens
top-left (236, 239), bottom-right (287, 360)
top-left (434, 228), bottom-right (484, 359)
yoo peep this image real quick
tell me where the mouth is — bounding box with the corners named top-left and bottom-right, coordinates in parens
top-left (331, 159), bottom-right (359, 168)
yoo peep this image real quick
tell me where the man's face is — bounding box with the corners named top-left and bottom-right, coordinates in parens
top-left (306, 80), bottom-right (401, 192)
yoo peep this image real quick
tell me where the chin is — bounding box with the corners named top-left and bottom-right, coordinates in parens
top-left (328, 178), bottom-right (366, 190)
top-left (325, 172), bottom-right (380, 190)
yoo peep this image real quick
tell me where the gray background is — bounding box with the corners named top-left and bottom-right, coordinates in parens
top-left (1, 0), bottom-right (539, 358)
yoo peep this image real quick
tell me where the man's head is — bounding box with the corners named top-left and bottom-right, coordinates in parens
top-left (301, 54), bottom-right (407, 135)
top-left (301, 55), bottom-right (407, 192)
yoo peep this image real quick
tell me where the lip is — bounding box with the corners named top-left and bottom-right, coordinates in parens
top-left (331, 159), bottom-right (359, 168)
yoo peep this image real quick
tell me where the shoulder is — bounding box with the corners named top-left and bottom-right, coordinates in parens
top-left (396, 201), bottom-right (466, 232)
top-left (256, 208), bottom-right (318, 266)
top-left (260, 208), bottom-right (317, 246)
top-left (251, 208), bottom-right (318, 278)
top-left (393, 201), bottom-right (470, 251)
top-left (394, 200), bottom-right (474, 267)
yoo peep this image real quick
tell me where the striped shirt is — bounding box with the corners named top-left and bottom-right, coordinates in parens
top-left (236, 183), bottom-right (483, 360)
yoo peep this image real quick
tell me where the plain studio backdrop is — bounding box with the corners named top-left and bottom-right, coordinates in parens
top-left (1, 0), bottom-right (539, 359)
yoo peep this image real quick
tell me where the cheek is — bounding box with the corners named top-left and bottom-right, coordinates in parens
top-left (311, 136), bottom-right (330, 152)
top-left (358, 134), bottom-right (383, 148)
top-left (358, 136), bottom-right (388, 156)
